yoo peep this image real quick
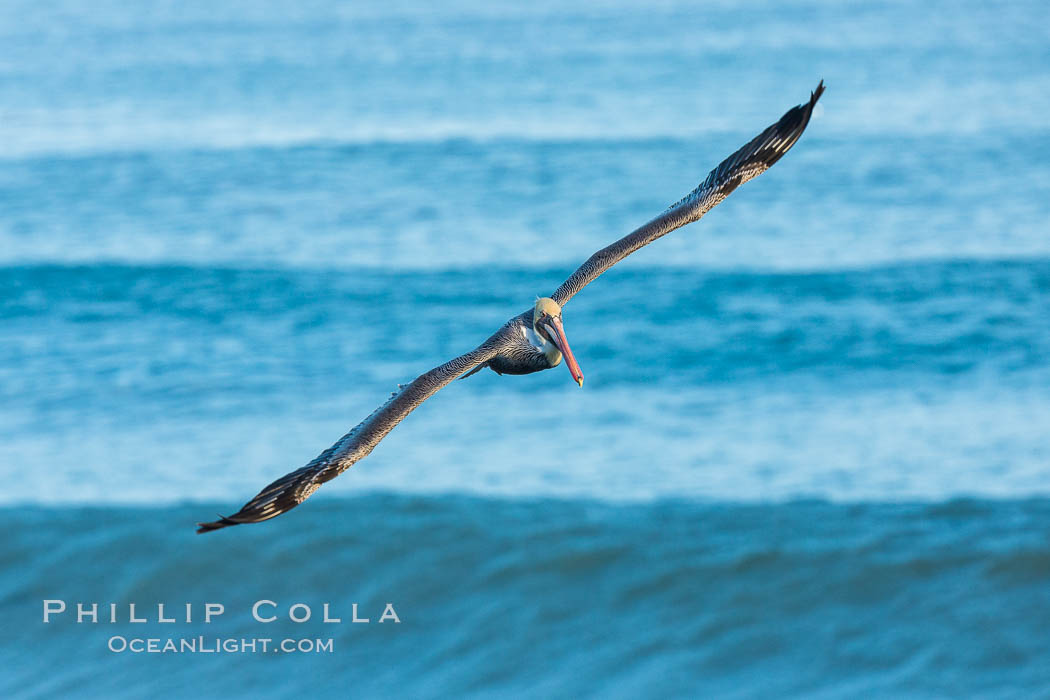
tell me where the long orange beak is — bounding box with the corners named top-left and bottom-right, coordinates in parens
top-left (543, 316), bottom-right (584, 387)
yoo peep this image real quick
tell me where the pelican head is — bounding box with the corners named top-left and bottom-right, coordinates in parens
top-left (532, 297), bottom-right (584, 387)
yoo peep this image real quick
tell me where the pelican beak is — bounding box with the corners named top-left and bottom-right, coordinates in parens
top-left (544, 316), bottom-right (584, 387)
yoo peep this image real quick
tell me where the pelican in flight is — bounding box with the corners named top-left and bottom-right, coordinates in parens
top-left (197, 81), bottom-right (825, 533)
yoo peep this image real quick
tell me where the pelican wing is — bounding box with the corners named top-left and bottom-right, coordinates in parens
top-left (551, 81), bottom-right (824, 307)
top-left (197, 338), bottom-right (503, 533)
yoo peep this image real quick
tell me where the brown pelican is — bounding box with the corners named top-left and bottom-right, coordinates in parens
top-left (197, 81), bottom-right (824, 533)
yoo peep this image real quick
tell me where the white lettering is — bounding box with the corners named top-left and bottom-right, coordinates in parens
top-left (323, 603), bottom-right (340, 623)
top-left (128, 604), bottom-right (146, 623)
top-left (289, 603), bottom-right (311, 623)
top-left (77, 603), bottom-right (98, 623)
top-left (204, 603), bottom-right (224, 623)
top-left (253, 600), bottom-right (277, 623)
top-left (42, 600), bottom-right (66, 623)
top-left (379, 604), bottom-right (400, 624)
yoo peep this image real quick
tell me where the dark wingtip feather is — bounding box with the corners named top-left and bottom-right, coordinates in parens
top-left (790, 79), bottom-right (824, 140)
top-left (703, 80), bottom-right (819, 186)
top-left (811, 79), bottom-right (825, 106)
top-left (195, 474), bottom-right (315, 535)
top-left (774, 79), bottom-right (825, 139)
top-left (196, 515), bottom-right (239, 534)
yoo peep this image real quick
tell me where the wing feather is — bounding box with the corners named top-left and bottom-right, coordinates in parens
top-left (196, 341), bottom-right (501, 533)
top-left (551, 81), bottom-right (824, 307)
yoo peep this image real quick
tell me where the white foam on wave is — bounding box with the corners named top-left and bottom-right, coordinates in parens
top-left (3, 76), bottom-right (1050, 161)
top-left (3, 380), bottom-right (1050, 507)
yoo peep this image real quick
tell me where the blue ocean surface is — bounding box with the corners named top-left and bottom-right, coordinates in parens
top-left (2, 0), bottom-right (1050, 697)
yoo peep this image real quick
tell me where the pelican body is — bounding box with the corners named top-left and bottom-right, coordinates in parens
top-left (470, 297), bottom-right (583, 382)
top-left (197, 82), bottom-right (824, 533)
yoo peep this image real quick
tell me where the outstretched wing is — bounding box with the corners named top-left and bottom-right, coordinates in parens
top-left (551, 81), bottom-right (824, 307)
top-left (197, 339), bottom-right (502, 533)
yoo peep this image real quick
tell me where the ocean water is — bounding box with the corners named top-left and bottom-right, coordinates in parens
top-left (3, 0), bottom-right (1050, 697)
